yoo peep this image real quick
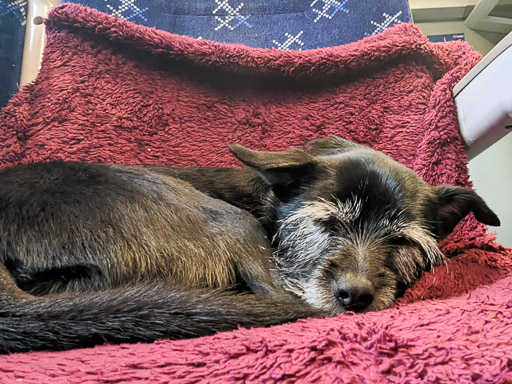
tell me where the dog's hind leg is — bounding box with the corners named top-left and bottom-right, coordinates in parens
top-left (5, 258), bottom-right (105, 295)
top-left (234, 258), bottom-right (282, 297)
top-left (0, 263), bottom-right (31, 301)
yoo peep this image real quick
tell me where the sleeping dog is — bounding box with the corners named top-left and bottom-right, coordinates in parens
top-left (0, 136), bottom-right (499, 353)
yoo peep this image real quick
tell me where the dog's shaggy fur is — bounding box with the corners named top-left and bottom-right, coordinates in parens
top-left (0, 137), bottom-right (499, 353)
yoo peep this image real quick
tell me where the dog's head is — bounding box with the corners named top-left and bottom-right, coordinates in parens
top-left (229, 137), bottom-right (500, 314)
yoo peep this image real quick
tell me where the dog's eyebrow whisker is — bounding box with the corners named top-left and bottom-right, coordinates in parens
top-left (332, 195), bottom-right (363, 223)
top-left (402, 224), bottom-right (446, 266)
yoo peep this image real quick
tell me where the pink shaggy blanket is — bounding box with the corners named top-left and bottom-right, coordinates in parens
top-left (0, 4), bottom-right (511, 382)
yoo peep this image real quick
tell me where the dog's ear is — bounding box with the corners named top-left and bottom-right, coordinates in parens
top-left (228, 144), bottom-right (315, 199)
top-left (302, 136), bottom-right (361, 156)
top-left (430, 185), bottom-right (500, 238)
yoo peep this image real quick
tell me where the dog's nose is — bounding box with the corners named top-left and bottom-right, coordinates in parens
top-left (335, 278), bottom-right (375, 311)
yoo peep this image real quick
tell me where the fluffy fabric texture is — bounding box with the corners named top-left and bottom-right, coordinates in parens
top-left (0, 4), bottom-right (511, 382)
top-left (1, 276), bottom-right (511, 383)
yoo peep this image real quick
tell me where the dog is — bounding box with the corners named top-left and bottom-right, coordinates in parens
top-left (0, 136), bottom-right (499, 353)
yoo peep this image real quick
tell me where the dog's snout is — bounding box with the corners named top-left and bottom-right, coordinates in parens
top-left (334, 276), bottom-right (375, 311)
top-left (335, 286), bottom-right (374, 310)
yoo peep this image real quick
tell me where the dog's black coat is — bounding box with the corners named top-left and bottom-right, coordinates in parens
top-left (0, 137), bottom-right (500, 353)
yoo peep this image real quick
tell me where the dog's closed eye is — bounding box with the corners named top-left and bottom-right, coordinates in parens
top-left (387, 236), bottom-right (410, 247)
top-left (316, 215), bottom-right (343, 232)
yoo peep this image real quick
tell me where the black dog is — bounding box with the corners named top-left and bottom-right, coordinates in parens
top-left (0, 137), bottom-right (499, 353)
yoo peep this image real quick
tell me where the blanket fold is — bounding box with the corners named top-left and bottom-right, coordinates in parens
top-left (0, 4), bottom-right (510, 382)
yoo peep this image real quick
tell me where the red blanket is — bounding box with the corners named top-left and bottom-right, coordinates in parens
top-left (0, 4), bottom-right (511, 382)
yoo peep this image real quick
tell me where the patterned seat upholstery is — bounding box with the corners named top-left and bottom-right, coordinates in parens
top-left (0, 1), bottom-right (27, 108)
top-left (0, 0), bottom-right (412, 108)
